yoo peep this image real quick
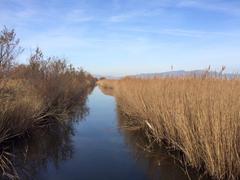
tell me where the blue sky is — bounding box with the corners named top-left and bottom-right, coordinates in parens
top-left (0, 0), bottom-right (240, 75)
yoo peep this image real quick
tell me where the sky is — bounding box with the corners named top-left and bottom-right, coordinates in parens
top-left (0, 0), bottom-right (240, 76)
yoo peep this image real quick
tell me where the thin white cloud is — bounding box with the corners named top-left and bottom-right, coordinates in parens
top-left (108, 9), bottom-right (162, 22)
top-left (118, 27), bottom-right (240, 38)
top-left (177, 0), bottom-right (240, 16)
top-left (0, 1), bottom-right (94, 27)
top-left (64, 9), bottom-right (94, 23)
top-left (1, 0), bottom-right (240, 75)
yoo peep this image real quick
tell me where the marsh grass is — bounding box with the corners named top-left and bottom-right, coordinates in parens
top-left (0, 64), bottom-right (96, 179)
top-left (98, 76), bottom-right (240, 179)
top-left (0, 28), bottom-right (96, 179)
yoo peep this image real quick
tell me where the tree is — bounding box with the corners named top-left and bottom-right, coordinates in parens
top-left (0, 27), bottom-right (23, 74)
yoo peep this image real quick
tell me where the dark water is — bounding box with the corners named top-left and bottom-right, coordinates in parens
top-left (7, 87), bottom-right (207, 180)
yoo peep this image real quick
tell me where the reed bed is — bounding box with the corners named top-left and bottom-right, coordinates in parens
top-left (0, 28), bottom-right (96, 178)
top-left (98, 77), bottom-right (240, 179)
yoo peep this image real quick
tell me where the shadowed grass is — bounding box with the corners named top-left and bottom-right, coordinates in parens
top-left (0, 59), bottom-right (96, 179)
top-left (0, 28), bottom-right (96, 179)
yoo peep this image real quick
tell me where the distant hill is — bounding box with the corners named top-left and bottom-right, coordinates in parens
top-left (95, 70), bottom-right (239, 80)
top-left (133, 70), bottom-right (238, 78)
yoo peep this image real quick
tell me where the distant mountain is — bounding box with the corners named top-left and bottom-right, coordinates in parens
top-left (133, 70), bottom-right (238, 78)
top-left (94, 70), bottom-right (239, 80)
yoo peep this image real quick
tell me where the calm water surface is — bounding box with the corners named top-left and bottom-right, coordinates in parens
top-left (11, 87), bottom-right (205, 180)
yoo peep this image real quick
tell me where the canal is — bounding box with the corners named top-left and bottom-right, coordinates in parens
top-left (10, 87), bottom-right (204, 180)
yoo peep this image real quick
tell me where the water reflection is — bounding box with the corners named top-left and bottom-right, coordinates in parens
top-left (115, 99), bottom-right (210, 180)
top-left (1, 86), bottom-right (211, 180)
top-left (1, 89), bottom-right (91, 180)
top-left (117, 108), bottom-right (186, 180)
top-left (100, 86), bottom-right (209, 180)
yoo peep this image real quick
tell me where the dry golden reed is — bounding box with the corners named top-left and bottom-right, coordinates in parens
top-left (0, 27), bottom-right (96, 178)
top-left (98, 77), bottom-right (240, 179)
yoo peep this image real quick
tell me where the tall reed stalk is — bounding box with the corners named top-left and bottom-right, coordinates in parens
top-left (98, 76), bottom-right (240, 179)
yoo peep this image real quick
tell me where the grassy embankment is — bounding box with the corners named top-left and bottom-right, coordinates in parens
top-left (0, 27), bottom-right (96, 178)
top-left (98, 75), bottom-right (240, 180)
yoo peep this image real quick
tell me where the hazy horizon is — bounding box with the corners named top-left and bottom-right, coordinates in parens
top-left (1, 0), bottom-right (240, 75)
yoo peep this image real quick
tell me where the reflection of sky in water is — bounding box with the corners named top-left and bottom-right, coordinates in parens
top-left (8, 87), bottom-right (209, 180)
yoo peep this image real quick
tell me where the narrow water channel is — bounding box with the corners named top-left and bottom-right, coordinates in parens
top-left (10, 87), bottom-right (205, 180)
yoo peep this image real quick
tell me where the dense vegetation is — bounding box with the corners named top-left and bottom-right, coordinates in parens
top-left (98, 76), bottom-right (240, 180)
top-left (0, 27), bottom-right (96, 178)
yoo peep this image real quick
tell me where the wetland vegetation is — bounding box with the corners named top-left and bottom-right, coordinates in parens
top-left (0, 27), bottom-right (96, 179)
top-left (98, 76), bottom-right (240, 180)
top-left (1, 26), bottom-right (239, 180)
